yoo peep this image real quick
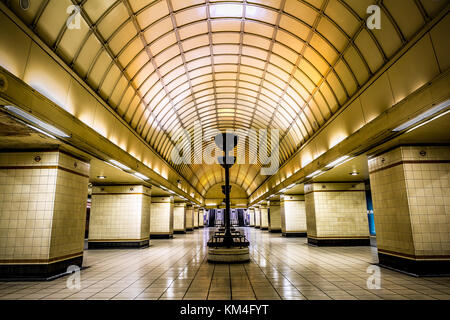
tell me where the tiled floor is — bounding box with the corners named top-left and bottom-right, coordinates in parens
top-left (1, 227), bottom-right (450, 300)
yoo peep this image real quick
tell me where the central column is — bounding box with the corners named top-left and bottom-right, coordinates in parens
top-left (207, 133), bottom-right (249, 262)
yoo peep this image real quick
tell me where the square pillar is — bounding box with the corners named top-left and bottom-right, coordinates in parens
top-left (268, 200), bottom-right (281, 232)
top-left (369, 146), bottom-right (450, 276)
top-left (88, 185), bottom-right (151, 248)
top-left (305, 182), bottom-right (370, 246)
top-left (0, 150), bottom-right (89, 279)
top-left (185, 204), bottom-right (194, 231)
top-left (198, 208), bottom-right (204, 228)
top-left (248, 208), bottom-right (255, 227)
top-left (173, 202), bottom-right (187, 234)
top-left (260, 204), bottom-right (269, 230)
top-left (280, 195), bottom-right (307, 237)
top-left (150, 196), bottom-right (174, 239)
top-left (254, 206), bottom-right (261, 228)
top-left (193, 206), bottom-right (199, 228)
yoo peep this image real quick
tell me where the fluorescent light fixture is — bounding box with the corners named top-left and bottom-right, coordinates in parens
top-left (286, 184), bottom-right (296, 189)
top-left (326, 155), bottom-right (351, 168)
top-left (133, 172), bottom-right (149, 180)
top-left (4, 105), bottom-right (70, 138)
top-left (25, 123), bottom-right (57, 139)
top-left (109, 160), bottom-right (131, 171)
top-left (306, 170), bottom-right (323, 178)
top-left (405, 110), bottom-right (450, 133)
top-left (393, 100), bottom-right (450, 132)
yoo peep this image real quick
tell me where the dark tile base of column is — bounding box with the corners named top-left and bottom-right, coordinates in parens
top-left (174, 230), bottom-right (186, 234)
top-left (308, 237), bottom-right (370, 246)
top-left (0, 256), bottom-right (83, 281)
top-left (88, 240), bottom-right (149, 249)
top-left (269, 229), bottom-right (282, 233)
top-left (283, 232), bottom-right (307, 237)
top-left (150, 234), bottom-right (173, 239)
top-left (186, 228), bottom-right (194, 231)
top-left (198, 226), bottom-right (204, 228)
top-left (378, 252), bottom-right (450, 276)
top-left (260, 227), bottom-right (268, 230)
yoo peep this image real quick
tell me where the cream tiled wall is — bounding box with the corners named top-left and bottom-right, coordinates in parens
top-left (0, 150), bottom-right (89, 262)
top-left (369, 146), bottom-right (450, 257)
top-left (254, 206), bottom-right (261, 227)
top-left (150, 196), bottom-right (174, 235)
top-left (193, 207), bottom-right (199, 228)
top-left (260, 205), bottom-right (269, 229)
top-left (199, 208), bottom-right (204, 227)
top-left (304, 183), bottom-right (369, 239)
top-left (89, 185), bottom-right (151, 241)
top-left (268, 200), bottom-right (281, 231)
top-left (248, 208), bottom-right (255, 226)
top-left (173, 202), bottom-right (186, 232)
top-left (280, 195), bottom-right (307, 234)
top-left (185, 205), bottom-right (194, 230)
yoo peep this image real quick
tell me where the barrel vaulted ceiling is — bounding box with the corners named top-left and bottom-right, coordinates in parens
top-left (3, 0), bottom-right (447, 197)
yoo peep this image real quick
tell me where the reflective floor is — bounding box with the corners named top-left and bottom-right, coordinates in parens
top-left (1, 227), bottom-right (450, 300)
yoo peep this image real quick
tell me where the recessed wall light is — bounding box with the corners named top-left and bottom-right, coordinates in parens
top-left (306, 170), bottom-right (323, 178)
top-left (109, 159), bottom-right (131, 171)
top-left (97, 176), bottom-right (107, 179)
top-left (326, 155), bottom-right (351, 168)
top-left (349, 172), bottom-right (360, 176)
top-left (4, 105), bottom-right (70, 138)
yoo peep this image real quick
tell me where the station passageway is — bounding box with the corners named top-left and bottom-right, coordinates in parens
top-left (1, 227), bottom-right (449, 301)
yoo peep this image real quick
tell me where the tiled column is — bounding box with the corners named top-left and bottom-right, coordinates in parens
top-left (150, 196), bottom-right (174, 239)
top-left (369, 146), bottom-right (450, 275)
top-left (0, 150), bottom-right (89, 279)
top-left (260, 204), bottom-right (269, 230)
top-left (248, 208), bottom-right (255, 227)
top-left (88, 185), bottom-right (151, 248)
top-left (193, 206), bottom-right (199, 229)
top-left (280, 195), bottom-right (307, 237)
top-left (185, 204), bottom-right (194, 231)
top-left (254, 206), bottom-right (261, 228)
top-left (173, 202), bottom-right (187, 234)
top-left (198, 208), bottom-right (204, 228)
top-left (305, 183), bottom-right (370, 246)
top-left (268, 200), bottom-right (281, 232)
